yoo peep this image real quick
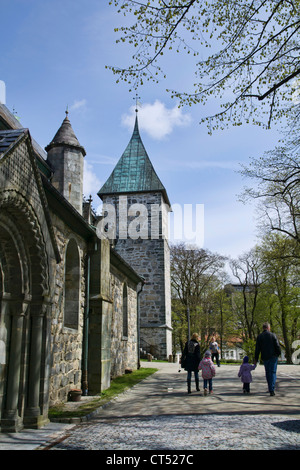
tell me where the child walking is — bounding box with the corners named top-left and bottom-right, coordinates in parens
top-left (198, 350), bottom-right (216, 395)
top-left (238, 356), bottom-right (256, 394)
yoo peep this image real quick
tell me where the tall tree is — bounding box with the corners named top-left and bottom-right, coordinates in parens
top-left (212, 279), bottom-right (236, 357)
top-left (171, 298), bottom-right (188, 353)
top-left (170, 243), bottom-right (225, 344)
top-left (229, 248), bottom-right (264, 340)
top-left (109, 0), bottom-right (300, 130)
top-left (240, 118), bottom-right (300, 244)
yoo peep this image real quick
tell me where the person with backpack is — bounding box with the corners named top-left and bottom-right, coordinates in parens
top-left (180, 333), bottom-right (201, 394)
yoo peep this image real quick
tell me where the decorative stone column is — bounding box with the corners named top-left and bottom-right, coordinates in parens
top-left (2, 298), bottom-right (28, 432)
top-left (0, 294), bottom-right (10, 422)
top-left (24, 301), bottom-right (50, 429)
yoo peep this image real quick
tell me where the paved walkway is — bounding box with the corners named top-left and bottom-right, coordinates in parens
top-left (0, 362), bottom-right (299, 451)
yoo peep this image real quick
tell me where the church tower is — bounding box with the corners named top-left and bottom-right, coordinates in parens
top-left (45, 111), bottom-right (86, 214)
top-left (98, 114), bottom-right (172, 359)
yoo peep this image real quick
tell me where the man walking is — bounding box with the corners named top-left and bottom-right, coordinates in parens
top-left (254, 322), bottom-right (281, 396)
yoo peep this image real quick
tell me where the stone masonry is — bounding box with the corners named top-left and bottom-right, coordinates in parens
top-left (110, 266), bottom-right (139, 378)
top-left (48, 212), bottom-right (86, 405)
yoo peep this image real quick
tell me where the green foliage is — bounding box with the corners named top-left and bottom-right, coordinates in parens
top-left (242, 338), bottom-right (256, 363)
top-left (172, 298), bottom-right (189, 351)
top-left (108, 0), bottom-right (300, 130)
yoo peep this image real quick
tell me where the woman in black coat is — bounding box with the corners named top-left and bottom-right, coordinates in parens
top-left (181, 333), bottom-right (201, 393)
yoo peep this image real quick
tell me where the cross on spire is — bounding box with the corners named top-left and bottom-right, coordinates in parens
top-left (134, 94), bottom-right (141, 113)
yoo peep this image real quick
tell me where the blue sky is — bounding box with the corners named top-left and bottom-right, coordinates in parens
top-left (1, 0), bottom-right (285, 265)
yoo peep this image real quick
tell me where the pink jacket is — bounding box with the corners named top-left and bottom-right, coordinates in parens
top-left (198, 357), bottom-right (216, 379)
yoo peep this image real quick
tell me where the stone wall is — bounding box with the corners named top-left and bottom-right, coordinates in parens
top-left (48, 217), bottom-right (140, 402)
top-left (48, 211), bottom-right (86, 405)
top-left (110, 266), bottom-right (138, 378)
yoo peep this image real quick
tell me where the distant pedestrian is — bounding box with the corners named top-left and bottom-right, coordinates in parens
top-left (198, 350), bottom-right (216, 395)
top-left (254, 322), bottom-right (281, 396)
top-left (238, 356), bottom-right (256, 394)
top-left (209, 336), bottom-right (220, 367)
top-left (181, 333), bottom-right (201, 394)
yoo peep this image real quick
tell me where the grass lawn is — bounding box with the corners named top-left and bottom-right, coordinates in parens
top-left (49, 367), bottom-right (158, 420)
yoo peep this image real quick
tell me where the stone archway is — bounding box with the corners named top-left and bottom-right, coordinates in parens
top-left (0, 191), bottom-right (51, 431)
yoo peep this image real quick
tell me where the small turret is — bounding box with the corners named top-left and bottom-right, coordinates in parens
top-left (45, 111), bottom-right (86, 214)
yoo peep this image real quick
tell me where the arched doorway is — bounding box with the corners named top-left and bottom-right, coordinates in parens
top-left (0, 192), bottom-right (51, 431)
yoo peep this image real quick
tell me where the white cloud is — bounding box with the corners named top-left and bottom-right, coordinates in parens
top-left (83, 161), bottom-right (102, 200)
top-left (121, 100), bottom-right (192, 140)
top-left (69, 99), bottom-right (87, 112)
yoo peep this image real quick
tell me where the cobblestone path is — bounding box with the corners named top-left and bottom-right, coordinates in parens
top-left (49, 363), bottom-right (300, 452)
top-left (52, 413), bottom-right (300, 451)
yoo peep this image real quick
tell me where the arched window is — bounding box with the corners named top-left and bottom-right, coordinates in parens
top-left (64, 239), bottom-right (80, 330)
top-left (122, 283), bottom-right (128, 338)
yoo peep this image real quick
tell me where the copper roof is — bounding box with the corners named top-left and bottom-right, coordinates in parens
top-left (98, 116), bottom-right (170, 205)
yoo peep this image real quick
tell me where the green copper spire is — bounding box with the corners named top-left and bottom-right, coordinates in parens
top-left (98, 115), bottom-right (170, 205)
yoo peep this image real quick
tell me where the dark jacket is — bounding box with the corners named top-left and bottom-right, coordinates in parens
top-left (181, 340), bottom-right (201, 371)
top-left (255, 330), bottom-right (281, 362)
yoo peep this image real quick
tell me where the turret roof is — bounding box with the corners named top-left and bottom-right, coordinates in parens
top-left (45, 111), bottom-right (86, 156)
top-left (98, 115), bottom-right (170, 205)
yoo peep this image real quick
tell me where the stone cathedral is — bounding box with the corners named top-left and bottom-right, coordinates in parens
top-left (0, 100), bottom-right (172, 433)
